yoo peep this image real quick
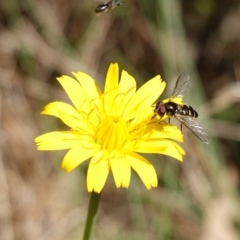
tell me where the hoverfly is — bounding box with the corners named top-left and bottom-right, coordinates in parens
top-left (153, 72), bottom-right (210, 144)
top-left (95, 0), bottom-right (123, 15)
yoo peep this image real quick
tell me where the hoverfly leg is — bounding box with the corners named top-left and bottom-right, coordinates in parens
top-left (151, 114), bottom-right (156, 120)
top-left (180, 123), bottom-right (182, 132)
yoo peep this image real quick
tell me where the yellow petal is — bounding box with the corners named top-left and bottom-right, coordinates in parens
top-left (87, 151), bottom-right (109, 193)
top-left (128, 107), bottom-right (153, 130)
top-left (104, 63), bottom-right (119, 94)
top-left (42, 102), bottom-right (92, 134)
top-left (58, 110), bottom-right (93, 134)
top-left (113, 70), bottom-right (137, 115)
top-left (35, 131), bottom-right (83, 150)
top-left (143, 123), bottom-right (183, 142)
top-left (72, 72), bottom-right (101, 107)
top-left (110, 157), bottom-right (131, 188)
top-left (41, 102), bottom-right (81, 119)
top-left (103, 63), bottom-right (119, 113)
top-left (126, 152), bottom-right (158, 189)
top-left (57, 76), bottom-right (86, 110)
top-left (124, 75), bottom-right (166, 119)
top-left (62, 145), bottom-right (99, 172)
top-left (136, 140), bottom-right (185, 161)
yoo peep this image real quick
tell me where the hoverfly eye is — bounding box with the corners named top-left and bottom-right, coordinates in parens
top-left (160, 104), bottom-right (166, 115)
top-left (155, 102), bottom-right (166, 116)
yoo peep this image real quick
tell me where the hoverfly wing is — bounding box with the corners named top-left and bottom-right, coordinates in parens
top-left (171, 72), bottom-right (191, 99)
top-left (111, 0), bottom-right (123, 7)
top-left (174, 115), bottom-right (211, 144)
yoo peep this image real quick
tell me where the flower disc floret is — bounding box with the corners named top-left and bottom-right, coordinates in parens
top-left (95, 116), bottom-right (129, 151)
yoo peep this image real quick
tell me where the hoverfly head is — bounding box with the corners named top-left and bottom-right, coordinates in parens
top-left (155, 101), bottom-right (166, 117)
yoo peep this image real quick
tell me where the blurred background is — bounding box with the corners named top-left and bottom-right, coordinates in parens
top-left (1, 0), bottom-right (240, 239)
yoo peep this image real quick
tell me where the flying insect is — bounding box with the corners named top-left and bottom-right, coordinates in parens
top-left (95, 0), bottom-right (123, 15)
top-left (153, 72), bottom-right (210, 144)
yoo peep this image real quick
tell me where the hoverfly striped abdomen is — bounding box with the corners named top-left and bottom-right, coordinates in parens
top-left (177, 105), bottom-right (198, 118)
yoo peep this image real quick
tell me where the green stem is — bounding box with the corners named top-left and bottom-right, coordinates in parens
top-left (83, 191), bottom-right (102, 240)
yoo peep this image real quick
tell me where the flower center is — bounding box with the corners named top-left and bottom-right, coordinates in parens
top-left (95, 116), bottom-right (129, 151)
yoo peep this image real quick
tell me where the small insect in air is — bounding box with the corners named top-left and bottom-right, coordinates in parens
top-left (95, 0), bottom-right (123, 15)
top-left (153, 72), bottom-right (210, 144)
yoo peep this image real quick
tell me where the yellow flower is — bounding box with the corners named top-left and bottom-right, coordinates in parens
top-left (35, 63), bottom-right (185, 192)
